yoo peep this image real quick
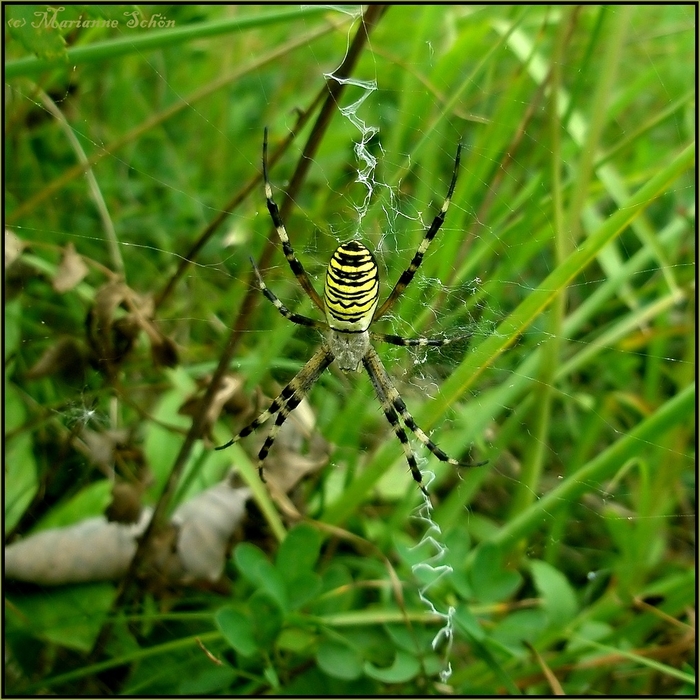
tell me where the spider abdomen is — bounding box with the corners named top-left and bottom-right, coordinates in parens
top-left (324, 240), bottom-right (379, 332)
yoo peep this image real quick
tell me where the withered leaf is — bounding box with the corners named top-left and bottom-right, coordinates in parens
top-left (26, 336), bottom-right (88, 380)
top-left (179, 374), bottom-right (249, 442)
top-left (148, 329), bottom-right (179, 368)
top-left (106, 481), bottom-right (144, 524)
top-left (5, 229), bottom-right (25, 268)
top-left (87, 281), bottom-right (178, 375)
top-left (53, 242), bottom-right (88, 293)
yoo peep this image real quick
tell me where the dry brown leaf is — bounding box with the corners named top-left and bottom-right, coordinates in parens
top-left (25, 336), bottom-right (88, 380)
top-left (106, 481), bottom-right (145, 524)
top-left (80, 428), bottom-right (130, 470)
top-left (264, 447), bottom-right (330, 496)
top-left (6, 385), bottom-right (330, 589)
top-left (173, 482), bottom-right (250, 582)
top-left (5, 229), bottom-right (25, 268)
top-left (53, 242), bottom-right (88, 293)
top-left (150, 332), bottom-right (179, 368)
top-left (86, 281), bottom-right (135, 374)
top-left (4, 510), bottom-right (151, 585)
top-left (87, 280), bottom-right (178, 374)
top-left (248, 397), bottom-right (331, 495)
top-left (180, 374), bottom-right (250, 444)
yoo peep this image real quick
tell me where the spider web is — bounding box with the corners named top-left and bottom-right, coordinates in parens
top-left (5, 4), bottom-right (695, 693)
top-left (325, 62), bottom-right (474, 677)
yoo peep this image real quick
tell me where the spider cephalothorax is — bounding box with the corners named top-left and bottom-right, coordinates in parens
top-left (216, 129), bottom-right (485, 496)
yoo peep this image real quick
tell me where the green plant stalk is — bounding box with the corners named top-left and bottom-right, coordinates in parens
top-left (563, 5), bottom-right (632, 245)
top-left (22, 630), bottom-right (223, 692)
top-left (566, 213), bottom-right (689, 334)
top-left (323, 141), bottom-right (694, 525)
top-left (509, 6), bottom-right (571, 519)
top-left (36, 88), bottom-right (124, 275)
top-left (596, 88), bottom-right (695, 168)
top-left (561, 6), bottom-right (607, 129)
top-left (437, 286), bottom-right (683, 531)
top-left (569, 635), bottom-right (695, 686)
top-left (487, 382), bottom-right (694, 552)
top-left (219, 444), bottom-right (287, 543)
top-left (558, 292), bottom-right (684, 379)
top-left (359, 7), bottom-right (530, 255)
top-left (5, 6), bottom-right (333, 79)
top-left (520, 9), bottom-right (681, 301)
top-left (435, 274), bottom-right (682, 484)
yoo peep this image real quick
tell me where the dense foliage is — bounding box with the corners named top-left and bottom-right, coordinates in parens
top-left (5, 4), bottom-right (695, 695)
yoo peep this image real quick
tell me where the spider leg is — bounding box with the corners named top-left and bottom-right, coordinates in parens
top-left (362, 350), bottom-right (429, 498)
top-left (216, 344), bottom-right (334, 482)
top-left (371, 331), bottom-right (471, 347)
top-left (262, 128), bottom-right (325, 313)
top-left (373, 142), bottom-right (462, 322)
top-left (250, 257), bottom-right (327, 330)
top-left (365, 346), bottom-right (486, 470)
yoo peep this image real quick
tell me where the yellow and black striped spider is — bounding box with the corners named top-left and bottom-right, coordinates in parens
top-left (217, 129), bottom-right (485, 496)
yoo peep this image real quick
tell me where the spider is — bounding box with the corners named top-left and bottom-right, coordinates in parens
top-left (216, 129), bottom-right (486, 496)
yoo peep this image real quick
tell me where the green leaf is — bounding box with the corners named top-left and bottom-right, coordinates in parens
top-left (276, 523), bottom-right (322, 578)
top-left (263, 664), bottom-right (280, 689)
top-left (529, 559), bottom-right (578, 627)
top-left (490, 384), bottom-right (695, 552)
top-left (215, 605), bottom-right (257, 657)
top-left (234, 541), bottom-right (272, 577)
top-left (249, 590), bottom-right (283, 649)
top-left (6, 6), bottom-right (67, 62)
top-left (567, 620), bottom-right (613, 652)
top-left (316, 639), bottom-right (363, 680)
top-left (5, 432), bottom-right (38, 534)
top-left (277, 627), bottom-right (316, 653)
top-left (454, 605), bottom-right (521, 695)
top-left (178, 666), bottom-right (237, 695)
top-left (5, 380), bottom-right (38, 532)
top-left (491, 608), bottom-right (549, 653)
top-left (32, 480), bottom-right (113, 532)
top-left (6, 583), bottom-right (116, 652)
top-left (384, 623), bottom-right (433, 655)
top-left (286, 572), bottom-right (323, 610)
top-left (143, 373), bottom-right (196, 498)
top-left (453, 605), bottom-right (486, 643)
top-left (469, 542), bottom-right (522, 603)
top-left (311, 563), bottom-right (355, 616)
top-left (363, 650), bottom-right (420, 683)
top-left (234, 542), bottom-right (288, 610)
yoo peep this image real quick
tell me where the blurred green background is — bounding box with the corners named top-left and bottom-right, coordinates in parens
top-left (5, 4), bottom-right (695, 695)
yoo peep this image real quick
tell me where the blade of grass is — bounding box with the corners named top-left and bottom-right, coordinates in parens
top-left (486, 382), bottom-right (694, 552)
top-left (5, 6), bottom-right (334, 79)
top-left (568, 635), bottom-right (696, 686)
top-left (430, 141), bottom-right (694, 417)
top-left (323, 141), bottom-right (693, 525)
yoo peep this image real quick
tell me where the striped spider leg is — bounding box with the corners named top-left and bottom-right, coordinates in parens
top-left (371, 331), bottom-right (472, 348)
top-left (363, 346), bottom-right (487, 496)
top-left (262, 126), bottom-right (325, 313)
top-left (215, 343), bottom-right (333, 482)
top-left (372, 142), bottom-right (462, 322)
top-left (215, 258), bottom-right (331, 481)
